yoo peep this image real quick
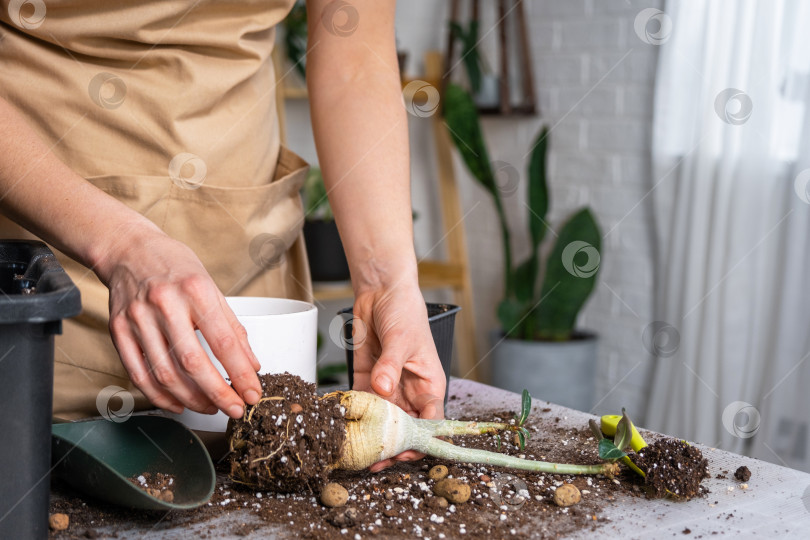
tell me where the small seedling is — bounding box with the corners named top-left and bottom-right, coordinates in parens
top-left (589, 409), bottom-right (645, 477)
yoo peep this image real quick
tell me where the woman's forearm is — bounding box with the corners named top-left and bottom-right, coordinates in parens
top-left (306, 0), bottom-right (417, 293)
top-left (0, 96), bottom-right (158, 281)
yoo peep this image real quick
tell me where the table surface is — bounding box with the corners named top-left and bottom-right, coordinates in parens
top-left (53, 379), bottom-right (810, 539)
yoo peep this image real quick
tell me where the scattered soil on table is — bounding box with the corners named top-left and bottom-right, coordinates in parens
top-left (48, 394), bottom-right (710, 539)
top-left (49, 417), bottom-right (630, 539)
top-left (128, 472), bottom-right (176, 503)
top-left (631, 438), bottom-right (709, 499)
top-left (734, 466), bottom-right (751, 482)
top-left (228, 372), bottom-right (345, 493)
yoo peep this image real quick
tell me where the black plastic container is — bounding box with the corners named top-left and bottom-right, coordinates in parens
top-left (0, 241), bottom-right (81, 540)
top-left (303, 219), bottom-right (351, 282)
top-left (340, 303), bottom-right (460, 404)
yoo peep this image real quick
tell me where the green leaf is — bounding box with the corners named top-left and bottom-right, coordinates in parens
top-left (449, 21), bottom-right (483, 94)
top-left (302, 167), bottom-right (333, 219)
top-left (282, 1), bottom-right (308, 79)
top-left (527, 127), bottom-right (550, 251)
top-left (497, 298), bottom-right (527, 339)
top-left (495, 434), bottom-right (502, 452)
top-left (517, 430), bottom-right (526, 450)
top-left (443, 84), bottom-right (497, 197)
top-left (533, 208), bottom-right (602, 340)
top-left (598, 438), bottom-right (627, 461)
top-left (588, 419), bottom-right (604, 440)
top-left (461, 20), bottom-right (482, 94)
top-left (520, 389), bottom-right (532, 426)
top-left (514, 255), bottom-right (538, 302)
top-left (613, 409), bottom-right (632, 452)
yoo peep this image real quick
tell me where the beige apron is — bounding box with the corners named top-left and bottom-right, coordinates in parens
top-left (0, 0), bottom-right (312, 419)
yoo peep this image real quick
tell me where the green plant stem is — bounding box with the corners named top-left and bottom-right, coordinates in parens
top-left (622, 455), bottom-right (645, 477)
top-left (493, 195), bottom-right (514, 298)
top-left (418, 418), bottom-right (517, 437)
top-left (417, 437), bottom-right (620, 476)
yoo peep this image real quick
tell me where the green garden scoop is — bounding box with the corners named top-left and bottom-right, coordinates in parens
top-left (51, 415), bottom-right (215, 510)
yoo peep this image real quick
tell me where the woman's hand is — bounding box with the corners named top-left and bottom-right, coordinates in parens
top-left (0, 97), bottom-right (261, 419)
top-left (97, 227), bottom-right (262, 418)
top-left (350, 281), bottom-right (447, 472)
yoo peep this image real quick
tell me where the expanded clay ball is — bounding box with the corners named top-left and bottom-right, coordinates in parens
top-left (433, 478), bottom-right (471, 504)
top-left (553, 484), bottom-right (581, 507)
top-left (320, 483), bottom-right (349, 507)
top-left (49, 513), bottom-right (69, 531)
top-left (428, 465), bottom-right (449, 481)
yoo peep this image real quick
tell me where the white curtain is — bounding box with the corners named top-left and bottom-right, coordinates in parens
top-left (647, 0), bottom-right (810, 471)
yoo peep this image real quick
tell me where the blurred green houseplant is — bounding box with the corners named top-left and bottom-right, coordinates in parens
top-left (443, 83), bottom-right (601, 341)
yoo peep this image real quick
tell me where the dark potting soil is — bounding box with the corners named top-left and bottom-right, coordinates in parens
top-left (630, 438), bottom-right (710, 499)
top-left (733, 466), bottom-right (751, 482)
top-left (228, 372), bottom-right (346, 493)
top-left (48, 412), bottom-right (633, 539)
top-left (48, 381), bottom-right (715, 540)
top-left (128, 472), bottom-right (176, 503)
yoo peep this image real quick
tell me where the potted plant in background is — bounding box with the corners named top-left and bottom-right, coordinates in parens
top-left (449, 20), bottom-right (499, 108)
top-left (302, 167), bottom-right (352, 282)
top-left (443, 84), bottom-right (602, 411)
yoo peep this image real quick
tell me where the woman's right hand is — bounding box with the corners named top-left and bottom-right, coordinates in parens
top-left (96, 227), bottom-right (263, 418)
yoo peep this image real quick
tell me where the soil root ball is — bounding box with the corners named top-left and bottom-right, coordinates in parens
top-left (228, 372), bottom-right (346, 492)
top-left (632, 438), bottom-right (709, 499)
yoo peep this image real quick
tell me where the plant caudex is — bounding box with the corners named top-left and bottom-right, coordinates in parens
top-left (333, 389), bottom-right (619, 477)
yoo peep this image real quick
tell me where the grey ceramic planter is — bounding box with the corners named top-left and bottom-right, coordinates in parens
top-left (489, 330), bottom-right (598, 412)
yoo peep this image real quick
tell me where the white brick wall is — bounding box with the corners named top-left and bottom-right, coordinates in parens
top-left (286, 0), bottom-right (664, 422)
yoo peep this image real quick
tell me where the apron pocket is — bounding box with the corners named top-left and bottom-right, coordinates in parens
top-left (85, 146), bottom-right (310, 295)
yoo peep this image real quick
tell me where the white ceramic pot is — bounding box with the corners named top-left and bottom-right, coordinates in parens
top-left (171, 297), bottom-right (318, 433)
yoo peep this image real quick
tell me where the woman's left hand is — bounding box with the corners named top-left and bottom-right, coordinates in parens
top-left (349, 281), bottom-right (447, 471)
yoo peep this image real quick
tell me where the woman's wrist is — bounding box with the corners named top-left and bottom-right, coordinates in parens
top-left (350, 248), bottom-right (419, 296)
top-left (88, 214), bottom-right (166, 286)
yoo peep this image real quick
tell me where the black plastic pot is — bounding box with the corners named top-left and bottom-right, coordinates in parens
top-left (0, 241), bottom-right (81, 540)
top-left (303, 219), bottom-right (351, 282)
top-left (339, 303), bottom-right (460, 404)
